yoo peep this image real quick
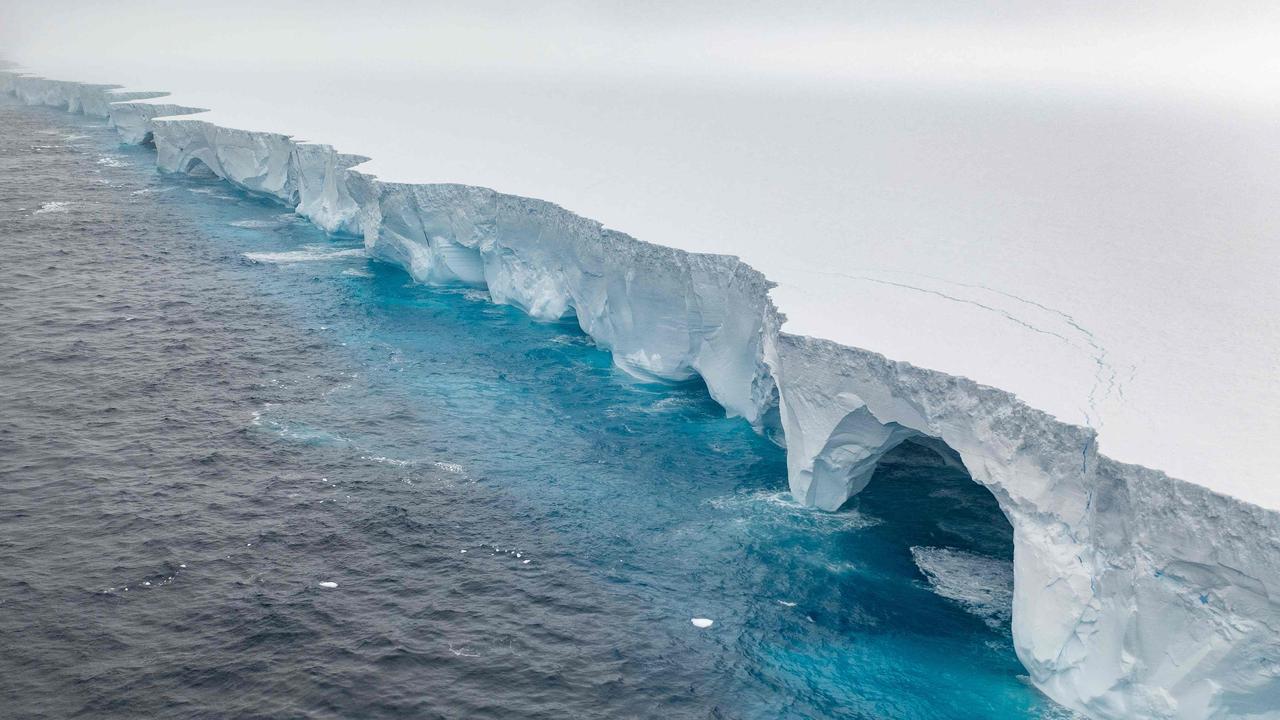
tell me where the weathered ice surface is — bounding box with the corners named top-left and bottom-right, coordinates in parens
top-left (5, 70), bottom-right (1278, 720)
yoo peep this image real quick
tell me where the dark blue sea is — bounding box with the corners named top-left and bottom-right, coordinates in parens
top-left (0, 95), bottom-right (1073, 719)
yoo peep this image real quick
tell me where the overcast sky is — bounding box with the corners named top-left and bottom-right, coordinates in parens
top-left (4, 1), bottom-right (1280, 109)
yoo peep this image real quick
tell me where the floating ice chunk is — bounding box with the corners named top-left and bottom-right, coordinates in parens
top-left (522, 559), bottom-right (531, 564)
top-left (243, 247), bottom-right (365, 264)
top-left (318, 581), bottom-right (338, 588)
top-left (778, 600), bottom-right (797, 607)
top-left (910, 546), bottom-right (1013, 630)
top-left (691, 618), bottom-right (714, 628)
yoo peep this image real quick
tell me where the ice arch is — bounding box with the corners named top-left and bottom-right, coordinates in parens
top-left (181, 156), bottom-right (217, 178)
top-left (766, 332), bottom-right (1280, 718)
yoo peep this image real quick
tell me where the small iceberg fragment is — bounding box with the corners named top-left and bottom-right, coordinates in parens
top-left (777, 600), bottom-right (797, 607)
top-left (690, 618), bottom-right (714, 628)
top-left (318, 581), bottom-right (338, 589)
top-left (243, 246), bottom-right (365, 264)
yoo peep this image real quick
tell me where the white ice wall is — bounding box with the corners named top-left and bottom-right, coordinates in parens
top-left (6, 71), bottom-right (1278, 720)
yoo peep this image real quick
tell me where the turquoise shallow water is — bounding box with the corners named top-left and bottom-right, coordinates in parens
top-left (0, 96), bottom-right (1072, 719)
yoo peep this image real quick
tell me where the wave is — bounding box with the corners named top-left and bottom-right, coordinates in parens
top-left (708, 489), bottom-right (877, 533)
top-left (33, 201), bottom-right (69, 215)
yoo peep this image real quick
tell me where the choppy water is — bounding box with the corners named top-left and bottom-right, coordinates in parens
top-left (0, 96), bottom-right (1073, 719)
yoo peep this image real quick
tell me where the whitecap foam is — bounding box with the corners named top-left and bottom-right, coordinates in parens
top-left (360, 454), bottom-right (415, 466)
top-left (910, 546), bottom-right (1013, 630)
top-left (229, 219), bottom-right (283, 229)
top-left (707, 489), bottom-right (877, 533)
top-left (33, 201), bottom-right (69, 215)
top-left (251, 408), bottom-right (350, 446)
top-left (549, 334), bottom-right (590, 347)
top-left (641, 396), bottom-right (695, 414)
top-left (96, 156), bottom-right (126, 168)
top-left (447, 643), bottom-right (480, 657)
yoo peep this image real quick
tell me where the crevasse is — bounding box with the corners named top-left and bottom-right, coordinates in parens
top-left (5, 70), bottom-right (1278, 720)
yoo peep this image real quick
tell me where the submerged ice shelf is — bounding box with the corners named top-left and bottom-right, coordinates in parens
top-left (5, 70), bottom-right (1278, 720)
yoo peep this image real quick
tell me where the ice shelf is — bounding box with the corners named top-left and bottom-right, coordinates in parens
top-left (5, 69), bottom-right (1278, 720)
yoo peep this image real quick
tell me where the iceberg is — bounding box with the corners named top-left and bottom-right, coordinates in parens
top-left (5, 69), bottom-right (1279, 720)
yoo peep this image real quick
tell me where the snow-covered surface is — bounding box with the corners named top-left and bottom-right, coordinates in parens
top-left (5, 58), bottom-right (1276, 508)
top-left (5, 4), bottom-right (1280, 717)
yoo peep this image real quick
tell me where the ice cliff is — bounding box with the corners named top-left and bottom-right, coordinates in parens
top-left (5, 70), bottom-right (1278, 720)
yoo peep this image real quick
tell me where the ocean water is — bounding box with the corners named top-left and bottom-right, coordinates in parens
top-left (0, 96), bottom-right (1073, 719)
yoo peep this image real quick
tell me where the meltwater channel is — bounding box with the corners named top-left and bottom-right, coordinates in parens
top-left (0, 96), bottom-right (1074, 719)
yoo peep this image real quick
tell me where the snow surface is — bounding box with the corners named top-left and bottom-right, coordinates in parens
top-left (4, 58), bottom-right (1276, 508)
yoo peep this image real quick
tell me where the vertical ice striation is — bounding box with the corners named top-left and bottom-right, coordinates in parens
top-left (6, 70), bottom-right (1278, 720)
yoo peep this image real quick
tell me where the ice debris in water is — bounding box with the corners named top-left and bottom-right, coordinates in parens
top-left (242, 246), bottom-right (365, 264)
top-left (318, 581), bottom-right (338, 589)
top-left (910, 546), bottom-right (1013, 630)
top-left (691, 618), bottom-right (714, 628)
top-left (778, 600), bottom-right (797, 607)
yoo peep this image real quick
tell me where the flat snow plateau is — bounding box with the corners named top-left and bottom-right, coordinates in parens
top-left (20, 59), bottom-right (1275, 509)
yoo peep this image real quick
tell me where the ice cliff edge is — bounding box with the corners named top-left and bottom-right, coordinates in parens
top-left (5, 70), bottom-right (1278, 720)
